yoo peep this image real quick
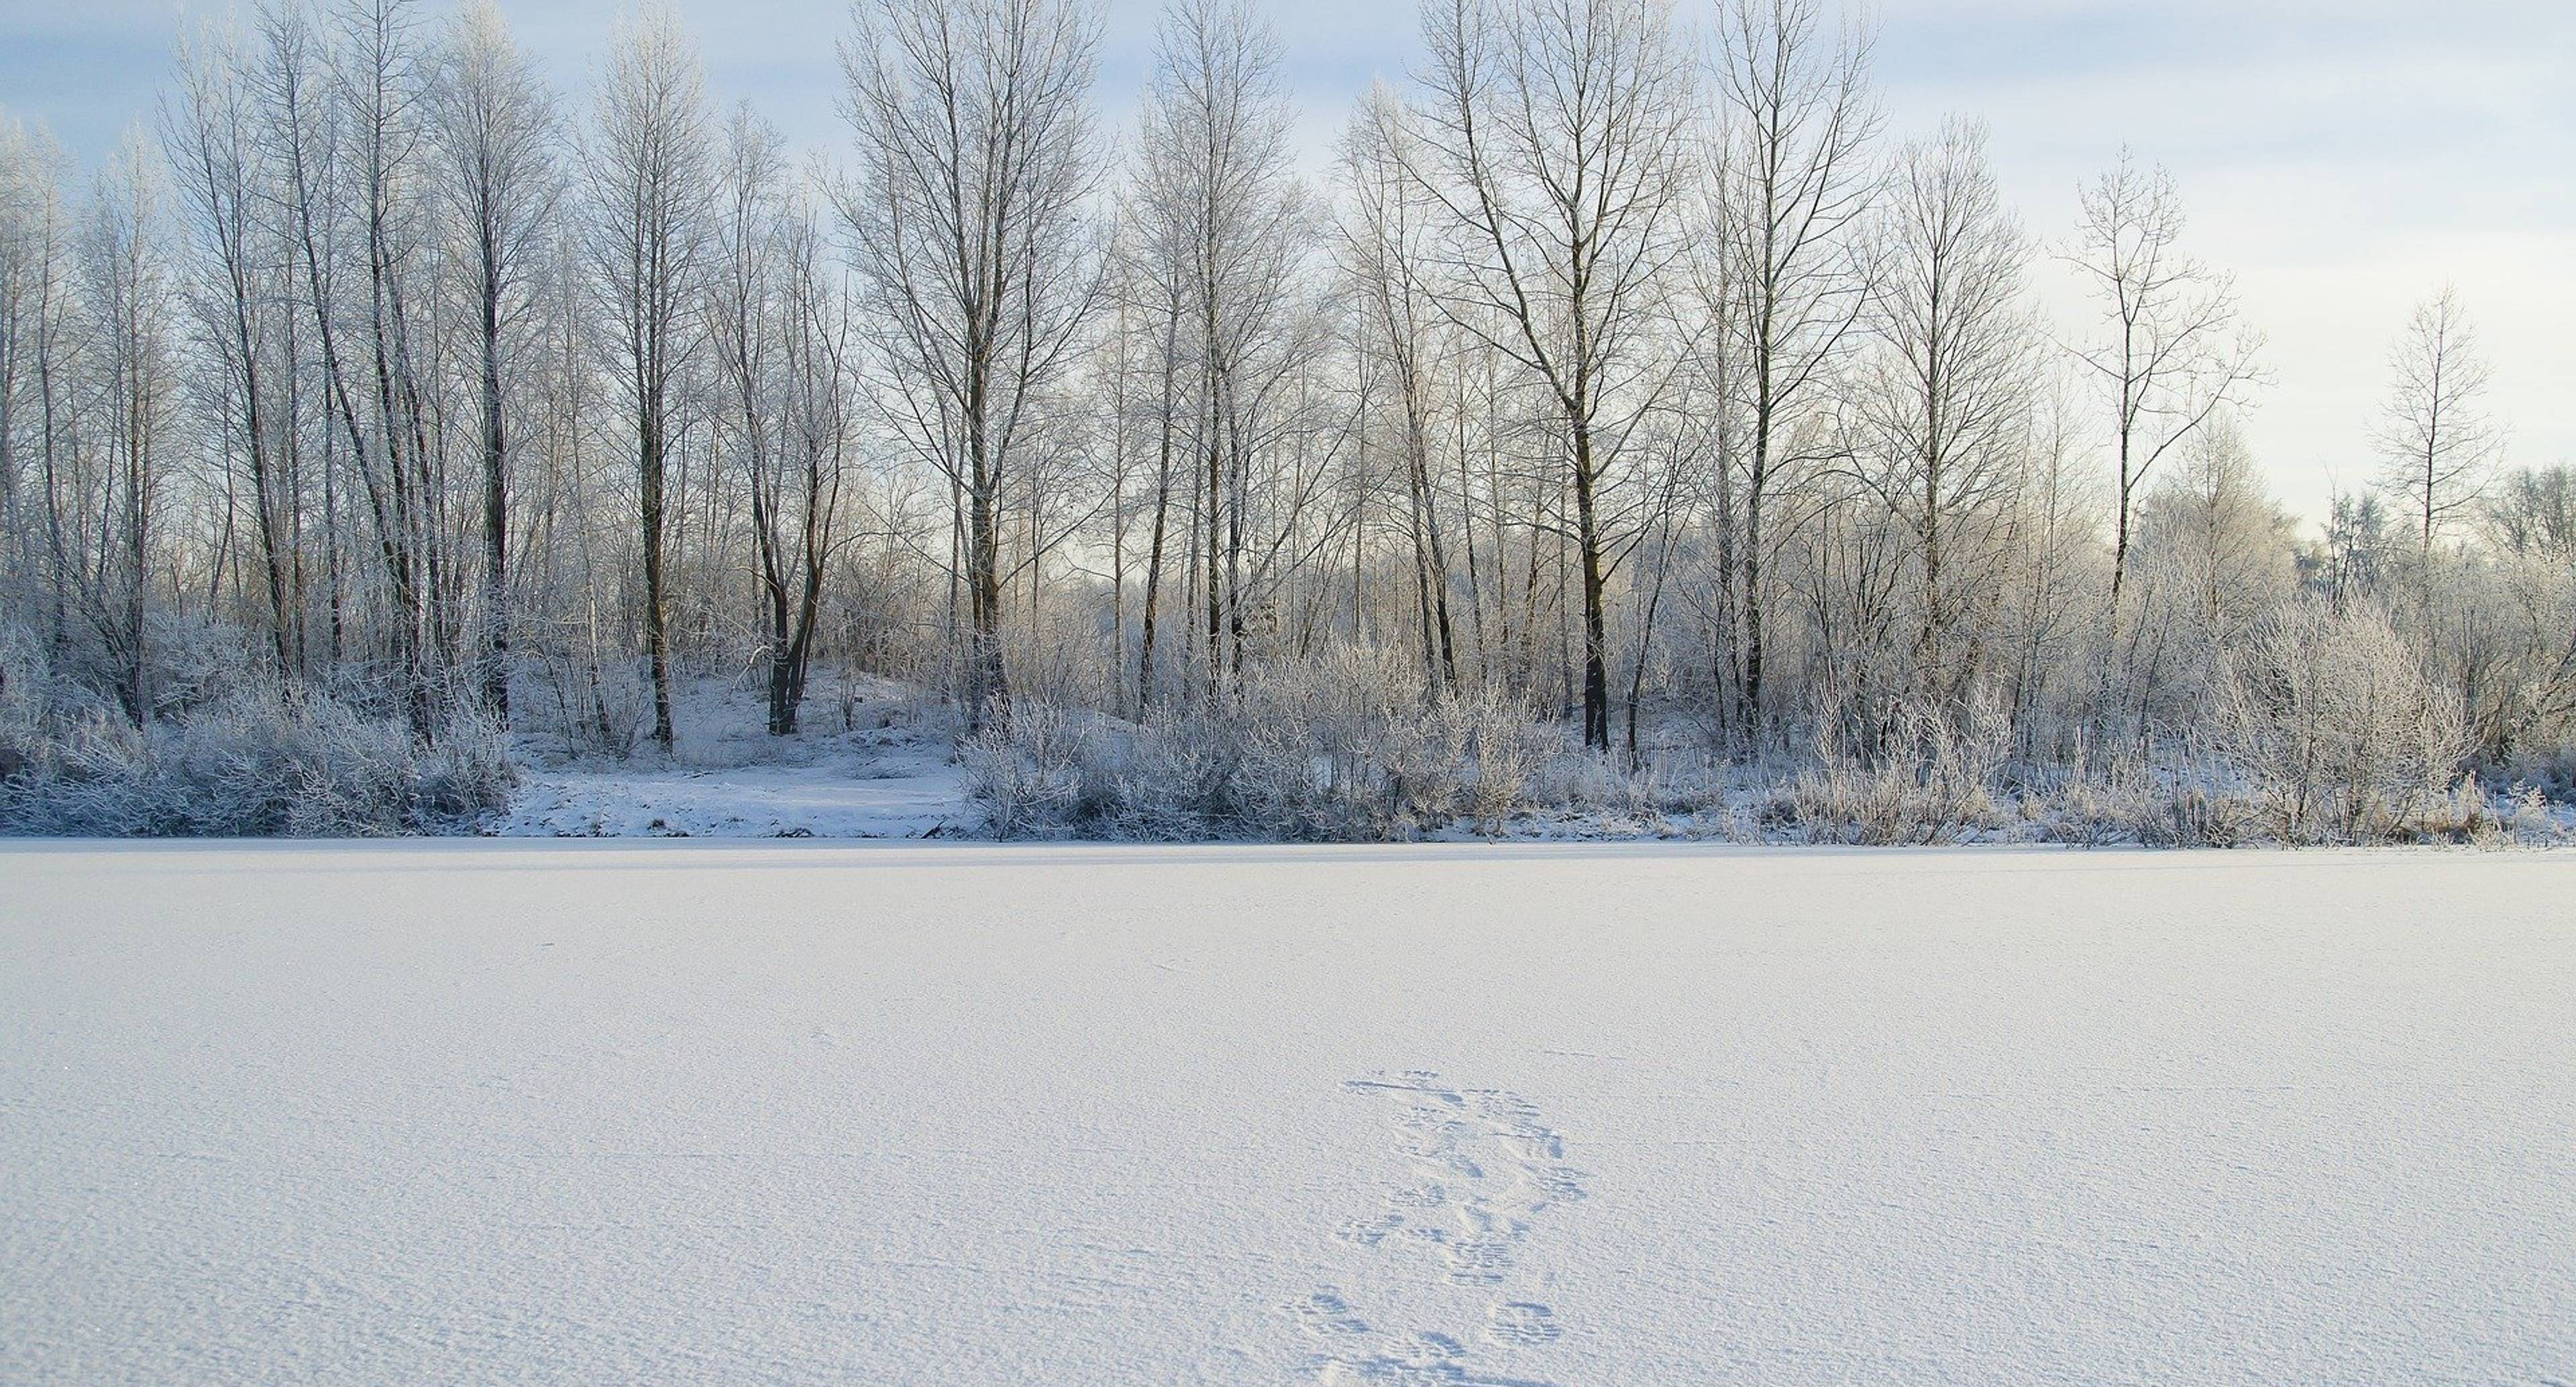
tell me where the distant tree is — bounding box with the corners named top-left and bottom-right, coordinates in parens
top-left (2483, 463), bottom-right (2576, 569)
top-left (2319, 488), bottom-right (2392, 616)
top-left (2136, 415), bottom-right (2295, 655)
top-left (2065, 150), bottom-right (2263, 622)
top-left (2374, 285), bottom-right (2501, 565)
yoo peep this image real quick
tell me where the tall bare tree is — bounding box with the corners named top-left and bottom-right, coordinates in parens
top-left (1854, 115), bottom-right (2033, 703)
top-left (585, 6), bottom-right (711, 748)
top-left (435, 0), bottom-right (557, 719)
top-left (1410, 0), bottom-right (1693, 748)
top-left (340, 0), bottom-right (454, 732)
top-left (711, 107), bottom-right (851, 733)
top-left (1341, 85), bottom-right (1458, 691)
top-left (257, 0), bottom-right (370, 679)
top-left (0, 117), bottom-right (38, 594)
top-left (1136, 0), bottom-right (1314, 691)
top-left (80, 134), bottom-right (181, 723)
top-left (0, 119), bottom-right (79, 647)
top-left (839, 0), bottom-right (1102, 729)
top-left (2065, 150), bottom-right (2262, 622)
top-left (166, 23), bottom-right (302, 675)
top-left (1710, 0), bottom-right (1878, 742)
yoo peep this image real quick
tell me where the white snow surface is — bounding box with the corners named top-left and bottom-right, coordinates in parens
top-left (494, 740), bottom-right (966, 840)
top-left (490, 677), bottom-right (969, 839)
top-left (3, 842), bottom-right (2571, 1386)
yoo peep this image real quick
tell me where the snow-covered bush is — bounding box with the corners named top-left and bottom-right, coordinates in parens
top-left (524, 649), bottom-right (655, 758)
top-left (1776, 693), bottom-right (2011, 844)
top-left (2210, 605), bottom-right (2472, 843)
top-left (963, 647), bottom-right (1550, 839)
top-left (0, 623), bottom-right (52, 784)
top-left (960, 698), bottom-right (1104, 838)
top-left (2033, 762), bottom-right (2253, 848)
top-left (1523, 749), bottom-right (1660, 819)
top-left (0, 676), bottom-right (517, 838)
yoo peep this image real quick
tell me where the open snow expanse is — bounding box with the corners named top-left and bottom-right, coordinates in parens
top-left (3, 844), bottom-right (2571, 1386)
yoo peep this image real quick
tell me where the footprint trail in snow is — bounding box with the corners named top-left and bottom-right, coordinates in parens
top-left (1291, 1072), bottom-right (1587, 1386)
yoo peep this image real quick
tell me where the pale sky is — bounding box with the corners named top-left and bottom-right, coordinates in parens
top-left (5, 0), bottom-right (2571, 527)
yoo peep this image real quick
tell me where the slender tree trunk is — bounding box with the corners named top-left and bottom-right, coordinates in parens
top-left (480, 256), bottom-right (509, 719)
top-left (641, 400), bottom-right (674, 748)
top-left (1569, 419), bottom-right (1609, 751)
top-left (1137, 319), bottom-right (1177, 711)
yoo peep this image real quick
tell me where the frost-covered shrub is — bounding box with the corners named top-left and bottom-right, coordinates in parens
top-left (960, 699), bottom-right (1104, 838)
top-left (2499, 782), bottom-right (2574, 844)
top-left (2211, 605), bottom-right (2472, 843)
top-left (1777, 694), bottom-right (2011, 844)
top-left (523, 648), bottom-right (653, 758)
top-left (963, 647), bottom-right (1550, 840)
top-left (0, 679), bottom-right (517, 838)
top-left (958, 614), bottom-right (2530, 848)
top-left (1525, 749), bottom-right (1659, 819)
top-left (2039, 769), bottom-right (2253, 848)
top-left (0, 623), bottom-right (52, 784)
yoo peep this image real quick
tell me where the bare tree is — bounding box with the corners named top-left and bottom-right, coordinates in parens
top-left (0, 117), bottom-right (39, 598)
top-left (166, 23), bottom-right (303, 675)
top-left (763, 211), bottom-right (857, 732)
top-left (80, 134), bottom-right (182, 723)
top-left (839, 0), bottom-right (1102, 730)
top-left (584, 6), bottom-right (712, 749)
top-left (2065, 150), bottom-right (2262, 622)
top-left (1853, 116), bottom-right (2033, 704)
top-left (257, 0), bottom-right (370, 679)
top-left (1136, 0), bottom-right (1316, 691)
top-left (1409, 0), bottom-right (1693, 748)
top-left (2374, 284), bottom-right (2501, 564)
top-left (2484, 464), bottom-right (2576, 570)
top-left (339, 0), bottom-right (454, 732)
top-left (1340, 85), bottom-right (1458, 691)
top-left (1, 120), bottom-right (81, 650)
top-left (2135, 414), bottom-right (2295, 688)
top-left (710, 107), bottom-right (851, 733)
top-left (1709, 0), bottom-right (1878, 742)
top-left (435, 0), bottom-right (557, 719)
top-left (1107, 215), bottom-right (1189, 710)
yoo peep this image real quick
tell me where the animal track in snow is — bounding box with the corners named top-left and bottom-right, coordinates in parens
top-left (1485, 1302), bottom-right (1560, 1347)
top-left (1293, 1288), bottom-right (1372, 1337)
top-left (1338, 1211), bottom-right (1407, 1247)
top-left (1294, 1072), bottom-right (1582, 1385)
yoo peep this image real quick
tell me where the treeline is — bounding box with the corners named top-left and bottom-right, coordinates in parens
top-left (1, 0), bottom-right (2571, 839)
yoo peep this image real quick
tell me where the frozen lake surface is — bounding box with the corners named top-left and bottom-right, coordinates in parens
top-left (3, 842), bottom-right (2571, 1385)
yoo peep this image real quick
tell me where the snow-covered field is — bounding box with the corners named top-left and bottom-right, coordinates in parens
top-left (3, 844), bottom-right (2571, 1386)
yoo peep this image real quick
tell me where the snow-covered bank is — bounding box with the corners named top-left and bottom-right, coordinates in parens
top-left (489, 675), bottom-right (967, 838)
top-left (492, 736), bottom-right (965, 838)
top-left (4, 843), bottom-right (2571, 1385)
